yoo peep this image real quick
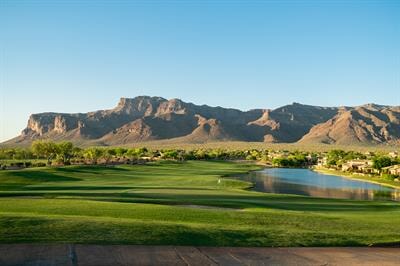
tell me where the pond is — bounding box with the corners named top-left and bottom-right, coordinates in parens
top-left (236, 168), bottom-right (400, 201)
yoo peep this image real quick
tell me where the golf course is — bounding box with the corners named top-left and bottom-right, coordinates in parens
top-left (0, 160), bottom-right (399, 247)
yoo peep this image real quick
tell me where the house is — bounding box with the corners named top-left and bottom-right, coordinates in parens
top-left (317, 157), bottom-right (328, 167)
top-left (357, 164), bottom-right (376, 174)
top-left (382, 165), bottom-right (400, 176)
top-left (341, 160), bottom-right (373, 173)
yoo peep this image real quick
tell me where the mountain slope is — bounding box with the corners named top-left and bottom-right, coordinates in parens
top-left (299, 104), bottom-right (400, 145)
top-left (3, 96), bottom-right (399, 146)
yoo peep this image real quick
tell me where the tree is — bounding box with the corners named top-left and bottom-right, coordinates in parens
top-left (246, 150), bottom-right (261, 160)
top-left (5, 149), bottom-right (16, 159)
top-left (13, 148), bottom-right (33, 160)
top-left (126, 149), bottom-right (139, 161)
top-left (31, 141), bottom-right (58, 165)
top-left (115, 147), bottom-right (128, 158)
top-left (194, 149), bottom-right (206, 160)
top-left (83, 147), bottom-right (103, 164)
top-left (160, 149), bottom-right (179, 160)
top-left (101, 148), bottom-right (115, 164)
top-left (106, 148), bottom-right (116, 157)
top-left (326, 149), bottom-right (346, 167)
top-left (55, 142), bottom-right (74, 165)
top-left (272, 157), bottom-right (289, 167)
top-left (72, 147), bottom-right (83, 160)
top-left (372, 156), bottom-right (392, 171)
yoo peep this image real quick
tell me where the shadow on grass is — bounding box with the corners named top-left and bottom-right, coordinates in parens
top-left (9, 171), bottom-right (82, 182)
top-left (54, 166), bottom-right (131, 174)
top-left (0, 215), bottom-right (368, 247)
top-left (2, 190), bottom-right (397, 213)
top-left (20, 186), bottom-right (136, 191)
top-left (123, 192), bottom-right (400, 212)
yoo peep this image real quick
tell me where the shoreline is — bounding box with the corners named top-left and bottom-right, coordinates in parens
top-left (312, 167), bottom-right (400, 190)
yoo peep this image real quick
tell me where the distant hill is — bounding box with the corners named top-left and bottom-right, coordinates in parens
top-left (299, 104), bottom-right (400, 145)
top-left (3, 96), bottom-right (400, 146)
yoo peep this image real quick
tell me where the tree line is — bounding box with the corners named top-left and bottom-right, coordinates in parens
top-left (0, 141), bottom-right (398, 171)
top-left (0, 141), bottom-right (273, 167)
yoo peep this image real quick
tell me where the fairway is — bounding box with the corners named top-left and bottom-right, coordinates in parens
top-left (0, 161), bottom-right (399, 247)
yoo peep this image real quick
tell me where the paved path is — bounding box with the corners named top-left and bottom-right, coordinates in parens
top-left (0, 244), bottom-right (399, 266)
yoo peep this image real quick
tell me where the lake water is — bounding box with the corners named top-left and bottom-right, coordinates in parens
top-left (237, 168), bottom-right (400, 201)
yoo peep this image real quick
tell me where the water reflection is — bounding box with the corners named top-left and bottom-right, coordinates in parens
top-left (236, 168), bottom-right (400, 201)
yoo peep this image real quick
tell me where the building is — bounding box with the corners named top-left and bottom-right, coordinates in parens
top-left (381, 165), bottom-right (400, 176)
top-left (317, 157), bottom-right (328, 167)
top-left (341, 160), bottom-right (373, 173)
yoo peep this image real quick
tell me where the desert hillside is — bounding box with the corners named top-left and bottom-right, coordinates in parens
top-left (3, 96), bottom-right (400, 146)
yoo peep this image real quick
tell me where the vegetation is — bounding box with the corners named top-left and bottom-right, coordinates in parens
top-left (1, 142), bottom-right (399, 189)
top-left (0, 161), bottom-right (399, 247)
top-left (372, 155), bottom-right (396, 170)
top-left (1, 141), bottom-right (264, 167)
top-left (271, 152), bottom-right (313, 167)
top-left (1, 142), bottom-right (398, 168)
top-left (325, 150), bottom-right (367, 167)
top-left (313, 167), bottom-right (400, 189)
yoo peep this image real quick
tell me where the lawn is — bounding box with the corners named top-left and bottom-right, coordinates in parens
top-left (0, 160), bottom-right (399, 247)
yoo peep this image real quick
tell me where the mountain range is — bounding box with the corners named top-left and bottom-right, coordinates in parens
top-left (4, 96), bottom-right (400, 146)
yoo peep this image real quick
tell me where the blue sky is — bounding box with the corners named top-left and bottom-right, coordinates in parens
top-left (1, 0), bottom-right (399, 142)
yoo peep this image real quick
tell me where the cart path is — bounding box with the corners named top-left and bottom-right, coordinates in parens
top-left (1, 244), bottom-right (399, 266)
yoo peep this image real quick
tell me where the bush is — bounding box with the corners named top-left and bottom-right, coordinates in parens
top-left (381, 173), bottom-right (396, 181)
top-left (373, 156), bottom-right (393, 170)
top-left (15, 162), bottom-right (24, 167)
top-left (32, 162), bottom-right (46, 167)
top-left (272, 155), bottom-right (307, 167)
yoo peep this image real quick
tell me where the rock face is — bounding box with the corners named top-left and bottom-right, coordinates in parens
top-left (5, 96), bottom-right (400, 146)
top-left (299, 104), bottom-right (400, 145)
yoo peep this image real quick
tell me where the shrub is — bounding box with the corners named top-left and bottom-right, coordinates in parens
top-left (33, 162), bottom-right (46, 167)
top-left (381, 173), bottom-right (396, 181)
top-left (15, 162), bottom-right (24, 167)
top-left (373, 156), bottom-right (393, 170)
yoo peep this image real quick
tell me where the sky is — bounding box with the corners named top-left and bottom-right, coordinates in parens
top-left (0, 0), bottom-right (399, 142)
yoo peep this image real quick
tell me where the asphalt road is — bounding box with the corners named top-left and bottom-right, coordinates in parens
top-left (0, 244), bottom-right (399, 266)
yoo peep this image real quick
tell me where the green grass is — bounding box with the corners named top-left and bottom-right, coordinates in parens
top-left (0, 160), bottom-right (399, 247)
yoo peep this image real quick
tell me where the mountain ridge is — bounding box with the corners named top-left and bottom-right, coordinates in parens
top-left (4, 96), bottom-right (400, 146)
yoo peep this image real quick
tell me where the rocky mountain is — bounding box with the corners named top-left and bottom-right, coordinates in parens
top-left (299, 104), bottom-right (400, 145)
top-left (4, 96), bottom-right (400, 146)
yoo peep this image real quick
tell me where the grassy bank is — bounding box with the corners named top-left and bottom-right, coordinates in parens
top-left (0, 161), bottom-right (399, 247)
top-left (313, 167), bottom-right (400, 189)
